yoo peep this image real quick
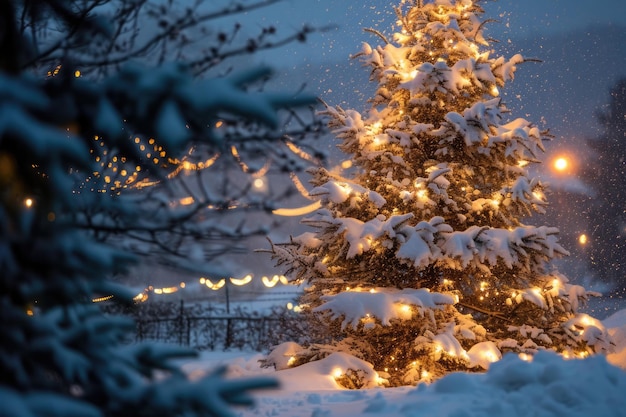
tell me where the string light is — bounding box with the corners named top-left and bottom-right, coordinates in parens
top-left (93, 272), bottom-right (291, 303)
top-left (179, 196), bottom-right (194, 206)
top-left (204, 278), bottom-right (226, 290)
top-left (92, 295), bottom-right (114, 303)
top-left (230, 274), bottom-right (253, 286)
top-left (253, 177), bottom-right (267, 191)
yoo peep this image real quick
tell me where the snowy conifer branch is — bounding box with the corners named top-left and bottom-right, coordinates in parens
top-left (1, 0), bottom-right (323, 415)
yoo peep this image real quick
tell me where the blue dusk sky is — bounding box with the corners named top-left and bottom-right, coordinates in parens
top-left (238, 0), bottom-right (626, 66)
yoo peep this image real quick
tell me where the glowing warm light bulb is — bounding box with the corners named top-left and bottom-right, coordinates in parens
top-left (24, 198), bottom-right (33, 208)
top-left (179, 196), bottom-right (194, 206)
top-left (253, 177), bottom-right (266, 190)
top-left (262, 275), bottom-right (279, 287)
top-left (553, 157), bottom-right (568, 172)
top-left (579, 234), bottom-right (588, 245)
top-left (580, 315), bottom-right (596, 327)
top-left (230, 274), bottom-right (252, 286)
top-left (332, 368), bottom-right (343, 378)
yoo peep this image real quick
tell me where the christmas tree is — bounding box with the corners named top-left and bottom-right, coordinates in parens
top-left (266, 0), bottom-right (613, 387)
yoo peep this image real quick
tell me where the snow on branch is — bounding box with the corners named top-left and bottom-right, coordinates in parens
top-left (314, 288), bottom-right (455, 329)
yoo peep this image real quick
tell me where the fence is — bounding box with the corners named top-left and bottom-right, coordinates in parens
top-left (105, 300), bottom-right (303, 351)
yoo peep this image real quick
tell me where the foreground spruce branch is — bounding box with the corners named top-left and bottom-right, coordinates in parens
top-left (0, 1), bottom-right (320, 416)
top-left (265, 0), bottom-right (613, 387)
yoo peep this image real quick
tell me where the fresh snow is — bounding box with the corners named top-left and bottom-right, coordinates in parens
top-left (181, 308), bottom-right (626, 417)
top-left (314, 288), bottom-right (454, 328)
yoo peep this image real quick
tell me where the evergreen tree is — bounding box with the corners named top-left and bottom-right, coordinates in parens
top-left (266, 0), bottom-right (612, 387)
top-left (0, 1), bottom-right (316, 416)
top-left (584, 79), bottom-right (626, 284)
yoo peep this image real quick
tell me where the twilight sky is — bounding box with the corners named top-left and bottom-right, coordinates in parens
top-left (242, 0), bottom-right (626, 67)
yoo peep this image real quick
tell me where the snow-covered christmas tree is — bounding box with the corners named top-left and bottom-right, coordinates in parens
top-left (266, 0), bottom-right (613, 387)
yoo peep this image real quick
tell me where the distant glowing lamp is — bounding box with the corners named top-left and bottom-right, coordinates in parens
top-left (578, 234), bottom-right (588, 245)
top-left (553, 157), bottom-right (569, 172)
top-left (554, 158), bottom-right (567, 171)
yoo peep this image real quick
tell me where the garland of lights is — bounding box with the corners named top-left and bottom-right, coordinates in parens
top-left (89, 273), bottom-right (292, 303)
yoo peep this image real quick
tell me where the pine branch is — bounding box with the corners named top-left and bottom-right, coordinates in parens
top-left (363, 28), bottom-right (390, 45)
top-left (458, 301), bottom-right (512, 323)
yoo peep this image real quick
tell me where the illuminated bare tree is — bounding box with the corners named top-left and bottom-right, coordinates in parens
top-left (0, 1), bottom-right (322, 416)
top-left (11, 0), bottom-right (327, 275)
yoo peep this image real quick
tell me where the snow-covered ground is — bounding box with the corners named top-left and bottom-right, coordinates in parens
top-left (181, 308), bottom-right (626, 417)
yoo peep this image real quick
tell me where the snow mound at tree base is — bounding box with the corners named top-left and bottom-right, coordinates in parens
top-left (266, 351), bottom-right (626, 416)
top-left (406, 351), bottom-right (626, 417)
top-left (605, 309), bottom-right (626, 370)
